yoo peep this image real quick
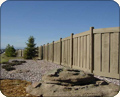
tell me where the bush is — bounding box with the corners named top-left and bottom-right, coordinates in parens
top-left (2, 65), bottom-right (15, 71)
top-left (20, 61), bottom-right (26, 63)
top-left (2, 62), bottom-right (9, 64)
top-left (12, 60), bottom-right (19, 63)
top-left (5, 44), bottom-right (16, 57)
top-left (12, 60), bottom-right (26, 65)
top-left (8, 62), bottom-right (17, 66)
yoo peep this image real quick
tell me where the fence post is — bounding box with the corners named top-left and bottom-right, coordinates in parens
top-left (70, 33), bottom-right (74, 68)
top-left (39, 46), bottom-right (42, 60)
top-left (90, 27), bottom-right (94, 73)
top-left (21, 50), bottom-right (22, 57)
top-left (41, 45), bottom-right (43, 60)
top-left (60, 38), bottom-right (62, 65)
top-left (39, 46), bottom-right (41, 59)
top-left (52, 41), bottom-right (54, 62)
top-left (47, 43), bottom-right (49, 61)
top-left (43, 44), bottom-right (45, 60)
top-left (36, 46), bottom-right (38, 57)
top-left (22, 50), bottom-right (24, 57)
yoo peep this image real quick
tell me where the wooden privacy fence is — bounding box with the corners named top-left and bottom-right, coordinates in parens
top-left (38, 27), bottom-right (120, 79)
top-left (16, 50), bottom-right (24, 57)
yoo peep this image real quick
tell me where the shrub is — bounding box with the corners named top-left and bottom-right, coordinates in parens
top-left (20, 61), bottom-right (26, 63)
top-left (5, 44), bottom-right (16, 57)
top-left (2, 65), bottom-right (15, 71)
top-left (2, 62), bottom-right (9, 64)
top-left (8, 62), bottom-right (17, 66)
top-left (12, 60), bottom-right (19, 63)
top-left (11, 60), bottom-right (26, 65)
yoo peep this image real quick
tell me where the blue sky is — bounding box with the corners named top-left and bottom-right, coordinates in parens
top-left (1, 1), bottom-right (119, 49)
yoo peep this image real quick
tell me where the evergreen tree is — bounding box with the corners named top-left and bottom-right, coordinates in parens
top-left (24, 36), bottom-right (37, 59)
top-left (5, 44), bottom-right (16, 57)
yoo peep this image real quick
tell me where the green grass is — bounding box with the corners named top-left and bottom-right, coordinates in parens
top-left (0, 53), bottom-right (23, 64)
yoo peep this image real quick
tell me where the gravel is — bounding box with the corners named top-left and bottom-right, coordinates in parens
top-left (1, 59), bottom-right (119, 85)
top-left (0, 59), bottom-right (63, 83)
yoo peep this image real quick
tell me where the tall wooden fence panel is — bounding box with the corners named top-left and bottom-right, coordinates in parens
top-left (48, 43), bottom-right (53, 62)
top-left (44, 44), bottom-right (48, 61)
top-left (72, 30), bottom-right (91, 73)
top-left (38, 46), bottom-right (43, 60)
top-left (93, 27), bottom-right (120, 79)
top-left (54, 40), bottom-right (60, 64)
top-left (61, 37), bottom-right (71, 67)
top-left (43, 45), bottom-right (45, 60)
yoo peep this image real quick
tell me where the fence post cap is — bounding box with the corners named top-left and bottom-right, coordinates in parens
top-left (90, 27), bottom-right (94, 29)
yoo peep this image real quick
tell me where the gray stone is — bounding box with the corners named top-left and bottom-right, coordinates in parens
top-left (32, 81), bottom-right (42, 88)
top-left (96, 80), bottom-right (108, 85)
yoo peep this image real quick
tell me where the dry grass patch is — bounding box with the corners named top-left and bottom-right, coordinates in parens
top-left (0, 79), bottom-right (37, 97)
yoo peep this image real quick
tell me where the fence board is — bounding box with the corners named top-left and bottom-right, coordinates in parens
top-left (102, 33), bottom-right (109, 73)
top-left (87, 35), bottom-right (90, 69)
top-left (110, 33), bottom-right (119, 74)
top-left (94, 34), bottom-right (101, 72)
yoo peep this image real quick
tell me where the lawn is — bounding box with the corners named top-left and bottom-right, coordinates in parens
top-left (0, 53), bottom-right (23, 63)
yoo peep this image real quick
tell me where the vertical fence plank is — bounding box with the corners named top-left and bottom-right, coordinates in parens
top-left (60, 38), bottom-right (62, 65)
top-left (87, 35), bottom-right (90, 69)
top-left (94, 34), bottom-right (101, 72)
top-left (70, 33), bottom-right (74, 68)
top-left (78, 37), bottom-right (80, 67)
top-left (118, 32), bottom-right (120, 74)
top-left (110, 33), bottom-right (119, 74)
top-left (52, 41), bottom-right (54, 62)
top-left (47, 43), bottom-right (49, 61)
top-left (79, 37), bottom-right (81, 67)
top-left (102, 33), bottom-right (109, 73)
top-left (90, 27), bottom-right (94, 73)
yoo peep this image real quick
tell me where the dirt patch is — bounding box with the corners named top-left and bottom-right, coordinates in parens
top-left (0, 79), bottom-right (37, 97)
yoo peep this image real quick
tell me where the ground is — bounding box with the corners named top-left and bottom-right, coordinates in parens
top-left (0, 54), bottom-right (119, 96)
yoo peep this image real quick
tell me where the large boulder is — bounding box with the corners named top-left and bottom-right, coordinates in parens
top-left (26, 68), bottom-right (119, 97)
top-left (42, 68), bottom-right (95, 85)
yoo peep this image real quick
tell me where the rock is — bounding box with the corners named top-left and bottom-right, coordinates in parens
top-left (42, 68), bottom-right (95, 85)
top-left (25, 68), bottom-right (119, 96)
top-left (26, 94), bottom-right (31, 96)
top-left (16, 69), bottom-right (30, 73)
top-left (8, 70), bottom-right (17, 74)
top-left (32, 81), bottom-right (42, 88)
top-left (26, 85), bottom-right (34, 93)
top-left (96, 80), bottom-right (108, 85)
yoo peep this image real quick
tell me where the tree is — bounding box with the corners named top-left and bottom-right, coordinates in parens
top-left (5, 44), bottom-right (16, 57)
top-left (24, 36), bottom-right (37, 59)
